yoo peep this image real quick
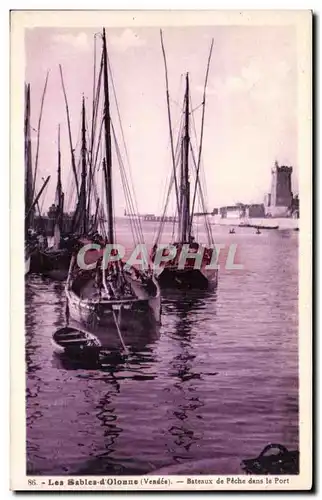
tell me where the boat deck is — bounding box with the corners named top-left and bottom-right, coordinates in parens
top-left (77, 275), bottom-right (152, 302)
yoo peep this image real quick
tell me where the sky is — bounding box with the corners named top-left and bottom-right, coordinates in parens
top-left (25, 25), bottom-right (298, 215)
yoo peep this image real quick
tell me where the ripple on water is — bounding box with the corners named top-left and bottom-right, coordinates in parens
top-left (25, 227), bottom-right (298, 475)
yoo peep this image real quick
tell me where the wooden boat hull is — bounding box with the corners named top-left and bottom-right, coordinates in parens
top-left (156, 266), bottom-right (218, 290)
top-left (66, 288), bottom-right (161, 331)
top-left (65, 263), bottom-right (162, 337)
top-left (38, 248), bottom-right (72, 280)
top-left (24, 254), bottom-right (31, 275)
top-left (25, 244), bottom-right (39, 274)
top-left (52, 326), bottom-right (101, 353)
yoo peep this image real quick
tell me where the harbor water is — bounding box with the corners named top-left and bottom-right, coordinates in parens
top-left (26, 219), bottom-right (298, 475)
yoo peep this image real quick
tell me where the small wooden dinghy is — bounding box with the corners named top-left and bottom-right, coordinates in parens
top-left (149, 444), bottom-right (299, 476)
top-left (52, 326), bottom-right (101, 353)
top-left (61, 318), bottom-right (160, 353)
top-left (241, 444), bottom-right (299, 475)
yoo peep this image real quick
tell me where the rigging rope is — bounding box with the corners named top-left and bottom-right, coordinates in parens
top-left (154, 96), bottom-right (185, 245)
top-left (105, 50), bottom-right (144, 236)
top-left (189, 142), bottom-right (213, 245)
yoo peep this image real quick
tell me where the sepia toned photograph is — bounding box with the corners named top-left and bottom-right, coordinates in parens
top-left (11, 10), bottom-right (312, 491)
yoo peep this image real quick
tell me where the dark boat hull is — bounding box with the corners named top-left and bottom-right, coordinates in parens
top-left (37, 248), bottom-right (72, 280)
top-left (239, 223), bottom-right (279, 230)
top-left (156, 267), bottom-right (218, 290)
top-left (25, 254), bottom-right (31, 275)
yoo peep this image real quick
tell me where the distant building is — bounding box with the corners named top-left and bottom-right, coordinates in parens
top-left (291, 194), bottom-right (300, 218)
top-left (246, 204), bottom-right (265, 218)
top-left (220, 205), bottom-right (243, 219)
top-left (264, 193), bottom-right (271, 208)
top-left (264, 161), bottom-right (293, 217)
top-left (212, 161), bottom-right (298, 220)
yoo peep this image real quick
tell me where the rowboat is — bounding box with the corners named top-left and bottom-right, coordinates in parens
top-left (149, 444), bottom-right (299, 475)
top-left (52, 312), bottom-right (160, 356)
top-left (52, 325), bottom-right (101, 353)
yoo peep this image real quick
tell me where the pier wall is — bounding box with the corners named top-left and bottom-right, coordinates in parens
top-left (211, 215), bottom-right (299, 230)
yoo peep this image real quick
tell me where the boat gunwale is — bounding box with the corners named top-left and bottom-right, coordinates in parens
top-left (65, 274), bottom-right (161, 307)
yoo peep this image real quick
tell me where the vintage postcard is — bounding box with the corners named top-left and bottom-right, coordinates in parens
top-left (10, 9), bottom-right (312, 491)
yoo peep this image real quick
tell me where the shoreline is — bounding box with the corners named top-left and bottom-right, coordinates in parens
top-left (209, 216), bottom-right (299, 231)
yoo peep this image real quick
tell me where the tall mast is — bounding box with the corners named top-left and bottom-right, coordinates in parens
top-left (81, 96), bottom-right (87, 234)
top-left (57, 125), bottom-right (62, 212)
top-left (160, 30), bottom-right (180, 215)
top-left (25, 176), bottom-right (51, 222)
top-left (59, 65), bottom-right (80, 197)
top-left (189, 38), bottom-right (214, 238)
top-left (180, 73), bottom-right (190, 243)
top-left (102, 28), bottom-right (114, 244)
top-left (24, 83), bottom-right (33, 229)
top-left (32, 71), bottom-right (49, 203)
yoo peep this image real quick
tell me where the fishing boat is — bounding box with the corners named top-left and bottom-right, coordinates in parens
top-left (24, 82), bottom-right (51, 275)
top-left (24, 247), bottom-right (31, 275)
top-left (37, 121), bottom-right (82, 280)
top-left (151, 32), bottom-right (218, 290)
top-left (65, 28), bottom-right (161, 334)
top-left (37, 67), bottom-right (101, 280)
top-left (239, 221), bottom-right (279, 230)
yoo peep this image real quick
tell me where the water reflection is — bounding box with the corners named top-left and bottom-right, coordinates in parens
top-left (162, 290), bottom-right (218, 463)
top-left (50, 301), bottom-right (163, 473)
top-left (52, 281), bottom-right (66, 328)
top-left (25, 280), bottom-right (42, 376)
top-left (25, 226), bottom-right (298, 475)
top-left (74, 369), bottom-right (152, 475)
top-left (26, 276), bottom-right (65, 470)
top-left (52, 316), bottom-right (161, 371)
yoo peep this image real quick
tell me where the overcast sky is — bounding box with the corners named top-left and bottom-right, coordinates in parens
top-left (25, 25), bottom-right (298, 215)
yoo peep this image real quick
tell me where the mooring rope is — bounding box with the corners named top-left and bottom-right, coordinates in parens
top-left (112, 309), bottom-right (129, 355)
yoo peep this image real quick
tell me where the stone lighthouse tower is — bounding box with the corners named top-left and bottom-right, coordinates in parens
top-left (265, 161), bottom-right (293, 217)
